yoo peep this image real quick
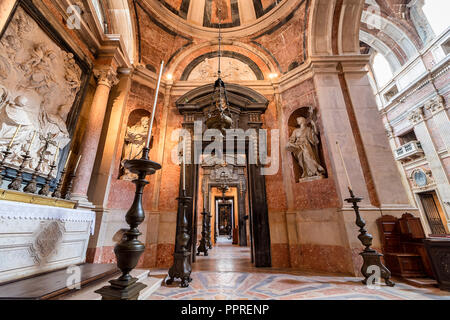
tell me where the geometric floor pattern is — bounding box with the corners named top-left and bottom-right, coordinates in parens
top-left (148, 237), bottom-right (450, 300)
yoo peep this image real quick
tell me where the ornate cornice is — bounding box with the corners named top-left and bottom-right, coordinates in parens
top-left (425, 95), bottom-right (446, 115)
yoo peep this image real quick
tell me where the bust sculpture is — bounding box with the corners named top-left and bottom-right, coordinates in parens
top-left (286, 116), bottom-right (325, 182)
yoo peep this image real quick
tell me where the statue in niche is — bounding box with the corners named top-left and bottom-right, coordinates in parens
top-left (286, 110), bottom-right (325, 182)
top-left (120, 116), bottom-right (150, 180)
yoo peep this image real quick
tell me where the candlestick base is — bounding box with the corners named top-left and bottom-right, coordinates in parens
top-left (96, 149), bottom-right (161, 300)
top-left (345, 188), bottom-right (395, 287)
top-left (8, 153), bottom-right (30, 191)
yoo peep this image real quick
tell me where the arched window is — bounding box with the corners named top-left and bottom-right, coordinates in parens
top-left (422, 0), bottom-right (450, 36)
top-left (372, 52), bottom-right (393, 88)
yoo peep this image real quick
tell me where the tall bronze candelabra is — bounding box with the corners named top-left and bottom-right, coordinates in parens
top-left (8, 150), bottom-right (31, 191)
top-left (166, 190), bottom-right (192, 288)
top-left (39, 161), bottom-right (56, 196)
top-left (206, 213), bottom-right (212, 249)
top-left (345, 188), bottom-right (395, 287)
top-left (0, 145), bottom-right (12, 185)
top-left (197, 210), bottom-right (209, 256)
top-left (95, 147), bottom-right (161, 300)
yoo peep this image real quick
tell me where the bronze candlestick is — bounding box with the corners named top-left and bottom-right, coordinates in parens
top-left (8, 150), bottom-right (31, 191)
top-left (64, 172), bottom-right (76, 200)
top-left (0, 145), bottom-right (12, 185)
top-left (39, 161), bottom-right (56, 196)
top-left (206, 213), bottom-right (212, 249)
top-left (52, 168), bottom-right (66, 198)
top-left (166, 189), bottom-right (193, 288)
top-left (196, 210), bottom-right (209, 256)
top-left (24, 140), bottom-right (49, 194)
top-left (95, 147), bottom-right (161, 300)
top-left (345, 188), bottom-right (395, 287)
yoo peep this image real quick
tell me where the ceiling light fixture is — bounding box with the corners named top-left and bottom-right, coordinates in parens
top-left (205, 7), bottom-right (233, 134)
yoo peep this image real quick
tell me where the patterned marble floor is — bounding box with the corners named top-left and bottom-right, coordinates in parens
top-left (148, 237), bottom-right (450, 300)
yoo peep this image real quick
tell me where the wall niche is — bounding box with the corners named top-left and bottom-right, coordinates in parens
top-left (286, 107), bottom-right (327, 183)
top-left (119, 109), bottom-right (151, 180)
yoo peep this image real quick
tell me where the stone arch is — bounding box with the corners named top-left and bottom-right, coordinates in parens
top-left (180, 51), bottom-right (265, 80)
top-left (176, 82), bottom-right (269, 110)
top-left (360, 9), bottom-right (418, 59)
top-left (308, 0), bottom-right (365, 56)
top-left (360, 30), bottom-right (402, 72)
top-left (167, 42), bottom-right (277, 80)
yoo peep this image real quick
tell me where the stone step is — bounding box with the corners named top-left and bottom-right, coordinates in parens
top-left (59, 269), bottom-right (161, 300)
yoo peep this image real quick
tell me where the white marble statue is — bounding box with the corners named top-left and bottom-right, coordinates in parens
top-left (120, 116), bottom-right (150, 180)
top-left (286, 116), bottom-right (325, 181)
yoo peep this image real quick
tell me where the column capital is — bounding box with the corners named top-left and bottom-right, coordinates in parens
top-left (425, 95), bottom-right (446, 116)
top-left (93, 67), bottom-right (119, 88)
top-left (408, 107), bottom-right (425, 125)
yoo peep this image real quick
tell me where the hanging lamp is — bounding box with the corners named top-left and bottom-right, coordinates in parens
top-left (205, 7), bottom-right (233, 133)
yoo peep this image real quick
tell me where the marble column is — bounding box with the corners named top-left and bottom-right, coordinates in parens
top-left (409, 107), bottom-right (450, 229)
top-left (84, 70), bottom-right (132, 259)
top-left (341, 60), bottom-right (411, 207)
top-left (425, 95), bottom-right (450, 153)
top-left (71, 67), bottom-right (119, 207)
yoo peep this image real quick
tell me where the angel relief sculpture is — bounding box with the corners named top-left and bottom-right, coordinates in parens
top-left (286, 108), bottom-right (325, 182)
top-left (119, 116), bottom-right (150, 180)
top-left (0, 7), bottom-right (82, 176)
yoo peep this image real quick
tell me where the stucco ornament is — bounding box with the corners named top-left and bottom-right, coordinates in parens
top-left (30, 220), bottom-right (64, 264)
top-left (286, 113), bottom-right (325, 182)
top-left (0, 7), bottom-right (82, 176)
top-left (120, 116), bottom-right (150, 180)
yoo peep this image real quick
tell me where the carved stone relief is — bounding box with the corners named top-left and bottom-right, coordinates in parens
top-left (0, 7), bottom-right (82, 177)
top-left (286, 107), bottom-right (325, 182)
top-left (30, 220), bottom-right (64, 264)
top-left (188, 57), bottom-right (257, 81)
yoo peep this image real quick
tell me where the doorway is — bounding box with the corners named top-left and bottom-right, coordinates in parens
top-left (418, 191), bottom-right (448, 235)
top-left (175, 82), bottom-right (272, 268)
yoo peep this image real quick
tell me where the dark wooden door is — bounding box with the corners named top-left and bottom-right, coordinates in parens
top-left (419, 193), bottom-right (447, 235)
